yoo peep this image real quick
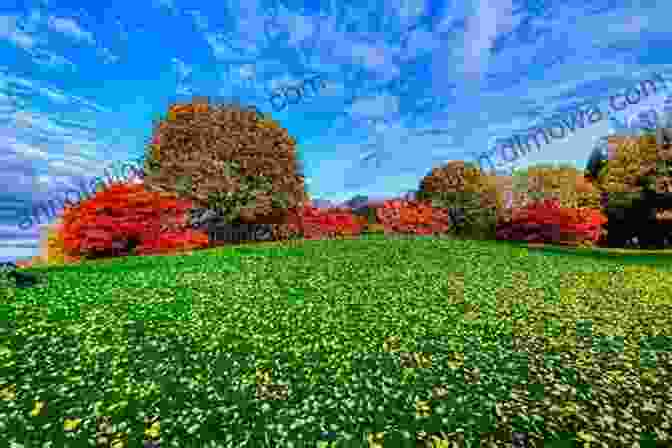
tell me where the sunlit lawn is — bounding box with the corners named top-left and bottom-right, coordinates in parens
top-left (1, 234), bottom-right (671, 447)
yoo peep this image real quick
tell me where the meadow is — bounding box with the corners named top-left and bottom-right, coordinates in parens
top-left (1, 234), bottom-right (671, 447)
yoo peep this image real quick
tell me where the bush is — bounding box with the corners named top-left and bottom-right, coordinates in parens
top-left (282, 205), bottom-right (366, 240)
top-left (495, 199), bottom-right (607, 246)
top-left (375, 199), bottom-right (452, 236)
top-left (58, 182), bottom-right (209, 259)
top-left (267, 203), bottom-right (370, 242)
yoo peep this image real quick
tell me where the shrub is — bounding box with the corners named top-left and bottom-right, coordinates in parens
top-left (58, 182), bottom-right (209, 259)
top-left (375, 199), bottom-right (451, 237)
top-left (298, 205), bottom-right (366, 240)
top-left (274, 204), bottom-right (367, 241)
top-left (496, 199), bottom-right (607, 246)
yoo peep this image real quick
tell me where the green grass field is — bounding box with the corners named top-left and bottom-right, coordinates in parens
top-left (1, 235), bottom-right (671, 447)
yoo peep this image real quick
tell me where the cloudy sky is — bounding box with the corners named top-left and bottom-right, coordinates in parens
top-left (1, 0), bottom-right (671, 262)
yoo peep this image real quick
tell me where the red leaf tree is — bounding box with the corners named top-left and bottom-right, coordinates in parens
top-left (59, 181), bottom-right (209, 259)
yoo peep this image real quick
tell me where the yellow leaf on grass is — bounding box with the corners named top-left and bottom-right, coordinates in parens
top-left (0, 384), bottom-right (16, 401)
top-left (145, 421), bottom-right (160, 439)
top-left (31, 400), bottom-right (45, 417)
top-left (64, 418), bottom-right (82, 432)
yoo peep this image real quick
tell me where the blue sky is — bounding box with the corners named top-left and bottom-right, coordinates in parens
top-left (1, 0), bottom-right (671, 262)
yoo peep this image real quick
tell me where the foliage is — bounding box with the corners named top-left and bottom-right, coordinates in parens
top-left (200, 161), bottom-right (287, 224)
top-left (509, 164), bottom-right (602, 211)
top-left (269, 217), bottom-right (304, 242)
top-left (0, 262), bottom-right (17, 292)
top-left (597, 134), bottom-right (672, 205)
top-left (362, 223), bottom-right (387, 234)
top-left (375, 199), bottom-right (452, 236)
top-left (14, 258), bottom-right (42, 269)
top-left (141, 96), bottom-right (308, 227)
top-left (594, 132), bottom-right (672, 248)
top-left (350, 202), bottom-right (381, 225)
top-left (585, 137), bottom-right (609, 182)
top-left (496, 198), bottom-right (608, 246)
top-left (276, 203), bottom-right (367, 241)
top-left (58, 182), bottom-right (209, 259)
top-left (45, 220), bottom-right (81, 265)
top-left (417, 160), bottom-right (504, 240)
top-left (0, 262), bottom-right (41, 290)
top-left (134, 228), bottom-right (210, 255)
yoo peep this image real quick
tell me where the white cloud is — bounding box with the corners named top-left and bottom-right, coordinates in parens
top-left (0, 15), bottom-right (37, 49)
top-left (347, 93), bottom-right (400, 121)
top-left (454, 0), bottom-right (516, 80)
top-left (47, 16), bottom-right (95, 44)
top-left (2, 138), bottom-right (49, 161)
top-left (0, 11), bottom-right (113, 70)
top-left (0, 246), bottom-right (40, 261)
top-left (204, 32), bottom-right (255, 60)
top-left (46, 160), bottom-right (90, 176)
top-left (0, 239), bottom-right (39, 247)
top-left (11, 111), bottom-right (69, 136)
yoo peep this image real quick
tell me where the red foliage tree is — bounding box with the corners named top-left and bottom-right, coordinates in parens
top-left (59, 182), bottom-right (209, 259)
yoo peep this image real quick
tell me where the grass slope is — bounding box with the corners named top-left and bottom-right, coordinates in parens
top-left (0, 236), bottom-right (671, 447)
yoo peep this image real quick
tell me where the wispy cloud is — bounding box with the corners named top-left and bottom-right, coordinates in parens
top-left (0, 14), bottom-right (38, 49)
top-left (0, 9), bottom-right (117, 71)
top-left (46, 16), bottom-right (95, 44)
